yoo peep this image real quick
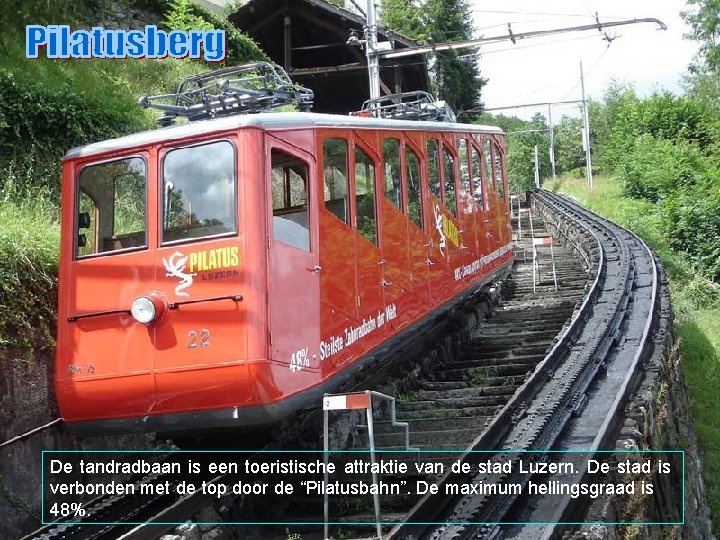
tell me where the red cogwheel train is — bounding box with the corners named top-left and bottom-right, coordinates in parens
top-left (55, 65), bottom-right (513, 435)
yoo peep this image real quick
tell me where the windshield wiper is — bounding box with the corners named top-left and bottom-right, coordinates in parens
top-left (164, 180), bottom-right (174, 229)
top-left (168, 294), bottom-right (243, 310)
top-left (68, 308), bottom-right (131, 323)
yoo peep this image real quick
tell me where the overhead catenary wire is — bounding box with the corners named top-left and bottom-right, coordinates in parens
top-left (378, 17), bottom-right (665, 60)
top-left (471, 8), bottom-right (627, 19)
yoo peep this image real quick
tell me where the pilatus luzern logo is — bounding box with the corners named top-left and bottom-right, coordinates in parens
top-left (163, 247), bottom-right (240, 296)
top-left (163, 251), bottom-right (195, 297)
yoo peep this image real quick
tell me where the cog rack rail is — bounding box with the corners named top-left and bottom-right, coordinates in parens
top-left (353, 91), bottom-right (457, 122)
top-left (139, 62), bottom-right (314, 126)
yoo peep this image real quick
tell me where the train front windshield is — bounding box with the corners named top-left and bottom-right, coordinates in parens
top-left (76, 157), bottom-right (147, 257)
top-left (76, 141), bottom-right (236, 257)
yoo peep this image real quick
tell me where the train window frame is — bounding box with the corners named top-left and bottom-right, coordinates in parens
top-left (458, 138), bottom-right (471, 197)
top-left (322, 138), bottom-right (351, 225)
top-left (471, 143), bottom-right (487, 211)
top-left (405, 145), bottom-right (424, 230)
top-left (492, 142), bottom-right (505, 199)
top-left (160, 139), bottom-right (238, 247)
top-left (353, 143), bottom-right (379, 246)
top-left (270, 149), bottom-right (311, 251)
top-left (74, 154), bottom-right (148, 260)
top-left (442, 144), bottom-right (458, 217)
top-left (426, 138), bottom-right (441, 200)
top-left (483, 139), bottom-right (495, 197)
top-left (382, 137), bottom-right (403, 211)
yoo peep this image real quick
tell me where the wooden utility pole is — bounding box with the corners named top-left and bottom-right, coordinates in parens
top-left (580, 61), bottom-right (593, 189)
top-left (548, 103), bottom-right (556, 181)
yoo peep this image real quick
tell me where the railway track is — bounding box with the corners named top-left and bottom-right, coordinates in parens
top-left (385, 191), bottom-right (665, 540)
top-left (23, 190), bottom-right (667, 540)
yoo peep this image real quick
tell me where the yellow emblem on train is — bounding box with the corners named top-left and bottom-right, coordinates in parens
top-left (442, 215), bottom-right (459, 247)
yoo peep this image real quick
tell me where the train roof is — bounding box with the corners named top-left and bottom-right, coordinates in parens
top-left (65, 112), bottom-right (504, 159)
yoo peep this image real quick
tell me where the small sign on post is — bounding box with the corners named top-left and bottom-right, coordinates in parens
top-left (323, 393), bottom-right (371, 411)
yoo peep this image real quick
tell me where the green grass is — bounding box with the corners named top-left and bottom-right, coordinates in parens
top-left (0, 196), bottom-right (59, 350)
top-left (549, 174), bottom-right (720, 528)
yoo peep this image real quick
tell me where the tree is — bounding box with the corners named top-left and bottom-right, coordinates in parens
top-left (423, 0), bottom-right (486, 119)
top-left (588, 81), bottom-right (638, 170)
top-left (554, 116), bottom-right (584, 175)
top-left (682, 0), bottom-right (720, 105)
top-left (380, 0), bottom-right (486, 119)
top-left (380, 0), bottom-right (426, 41)
top-left (682, 0), bottom-right (720, 74)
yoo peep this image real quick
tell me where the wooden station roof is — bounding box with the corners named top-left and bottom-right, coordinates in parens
top-left (229, 0), bottom-right (431, 114)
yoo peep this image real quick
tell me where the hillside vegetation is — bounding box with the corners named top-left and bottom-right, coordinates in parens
top-left (0, 0), bottom-right (265, 353)
top-left (551, 174), bottom-right (720, 530)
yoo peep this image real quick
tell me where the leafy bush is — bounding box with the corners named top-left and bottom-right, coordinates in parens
top-left (0, 68), bottom-right (152, 201)
top-left (662, 176), bottom-right (720, 281)
top-left (144, 0), bottom-right (268, 65)
top-left (604, 92), bottom-right (715, 171)
top-left (614, 134), bottom-right (707, 201)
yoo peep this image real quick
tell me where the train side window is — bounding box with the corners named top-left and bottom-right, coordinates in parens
top-left (493, 143), bottom-right (505, 199)
top-left (471, 145), bottom-right (485, 209)
top-left (354, 146), bottom-right (377, 245)
top-left (458, 138), bottom-right (470, 197)
top-left (77, 156), bottom-right (146, 257)
top-left (271, 150), bottom-right (310, 251)
top-left (443, 146), bottom-right (457, 217)
top-left (323, 138), bottom-right (350, 224)
top-left (162, 141), bottom-right (236, 244)
top-left (405, 148), bottom-right (423, 230)
top-left (483, 139), bottom-right (494, 195)
top-left (383, 138), bottom-right (402, 210)
top-left (426, 138), bottom-right (441, 199)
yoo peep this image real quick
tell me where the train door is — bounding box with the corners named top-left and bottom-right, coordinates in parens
top-left (492, 140), bottom-right (512, 245)
top-left (351, 136), bottom-right (386, 341)
top-left (425, 137), bottom-right (451, 302)
top-left (440, 140), bottom-right (464, 295)
top-left (404, 139), bottom-right (431, 316)
top-left (470, 142), bottom-right (487, 255)
top-left (153, 138), bottom-right (250, 413)
top-left (379, 136), bottom-right (410, 330)
top-left (58, 153), bottom-right (157, 420)
top-left (458, 137), bottom-right (480, 276)
top-left (482, 138), bottom-right (500, 253)
top-left (318, 136), bottom-right (358, 369)
top-left (267, 143), bottom-right (321, 381)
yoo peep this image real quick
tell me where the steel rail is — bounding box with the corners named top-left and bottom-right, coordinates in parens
top-left (387, 191), bottom-right (607, 539)
top-left (455, 192), bottom-right (660, 540)
top-left (531, 193), bottom-right (661, 540)
top-left (388, 190), bottom-right (662, 539)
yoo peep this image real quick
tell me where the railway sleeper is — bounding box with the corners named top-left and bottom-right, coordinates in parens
top-left (416, 385), bottom-right (518, 400)
top-left (442, 363), bottom-right (534, 380)
top-left (418, 374), bottom-right (527, 390)
top-left (397, 394), bottom-right (510, 411)
top-left (461, 343), bottom-right (553, 358)
top-left (395, 405), bottom-right (503, 420)
top-left (448, 353), bottom-right (544, 370)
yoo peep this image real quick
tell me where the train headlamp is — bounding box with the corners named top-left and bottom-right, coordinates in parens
top-left (131, 296), bottom-right (158, 324)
